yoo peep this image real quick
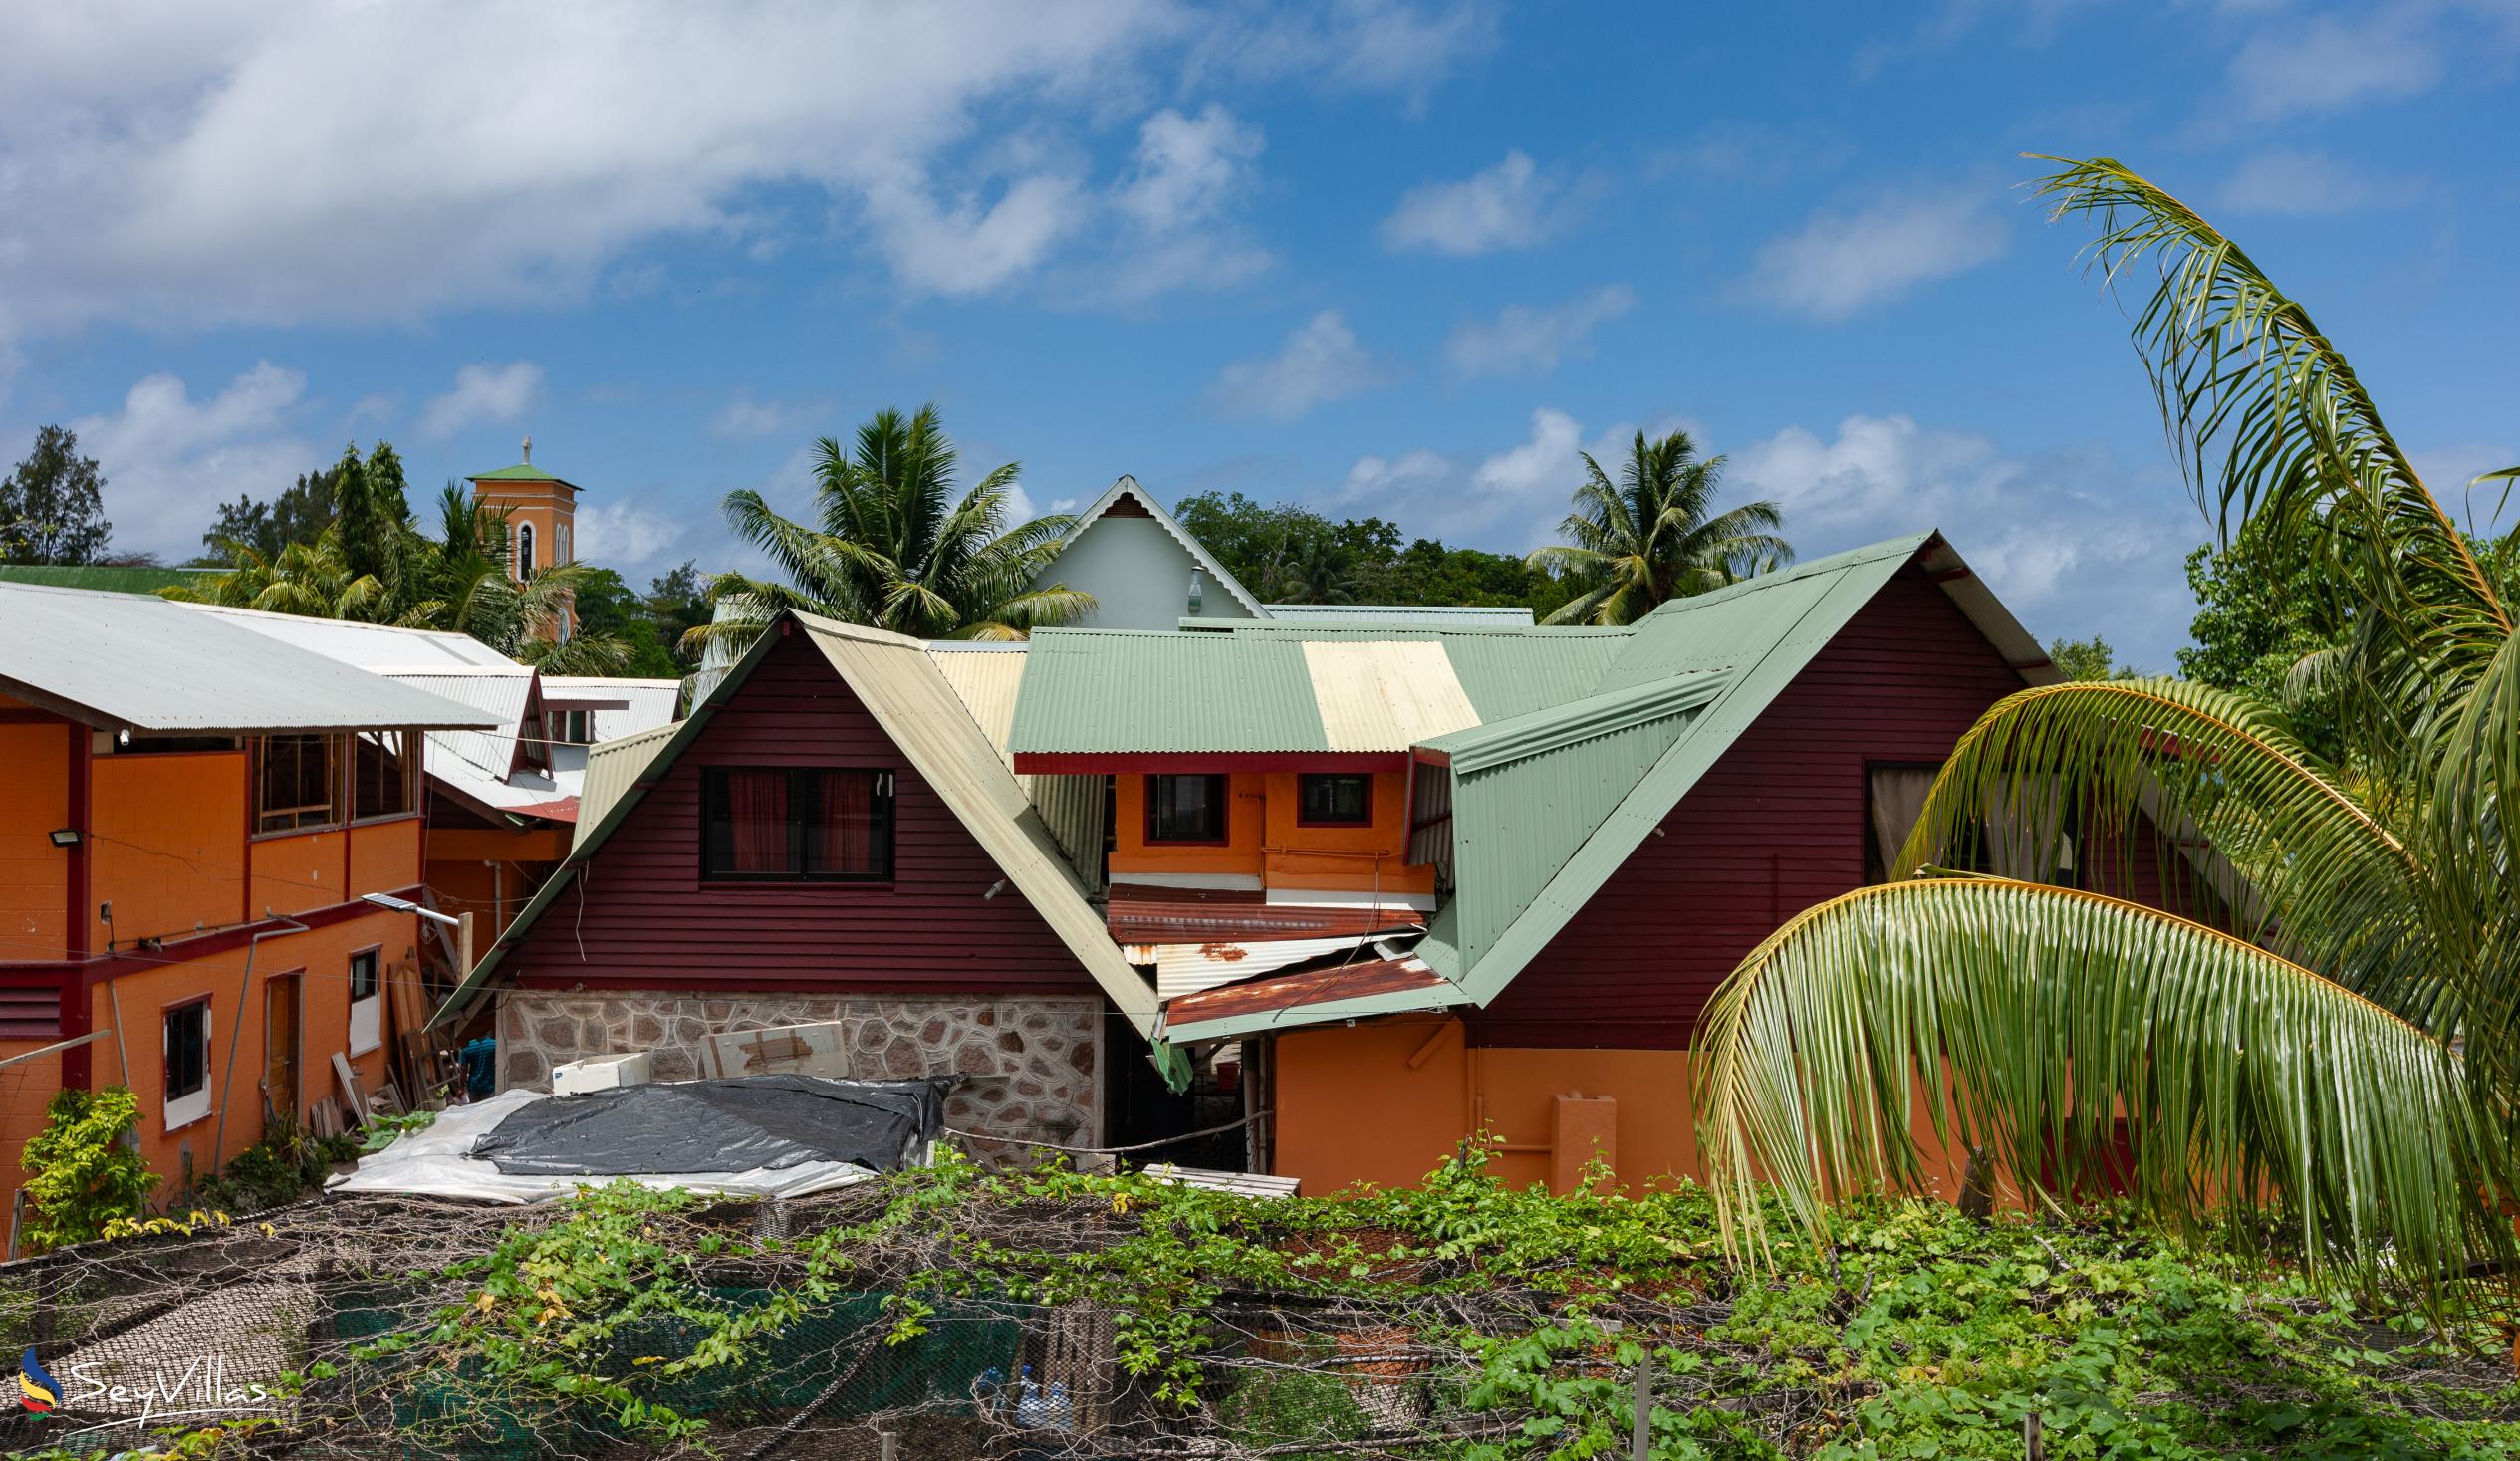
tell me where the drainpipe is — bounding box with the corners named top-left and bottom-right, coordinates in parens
top-left (207, 911), bottom-right (308, 1177)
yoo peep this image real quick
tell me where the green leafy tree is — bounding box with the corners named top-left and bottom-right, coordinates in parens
top-left (399, 484), bottom-right (630, 674)
top-left (20, 1087), bottom-right (156, 1252)
top-left (693, 404), bottom-right (1088, 652)
top-left (1692, 156), bottom-right (2520, 1313)
top-left (330, 441), bottom-right (417, 592)
top-left (199, 463), bottom-right (341, 562)
top-left (641, 560), bottom-right (712, 668)
top-left (1526, 428), bottom-right (1790, 625)
top-left (2047, 634), bottom-right (2138, 681)
top-left (570, 565), bottom-right (688, 678)
top-left (160, 528), bottom-right (387, 619)
top-left (1, 424), bottom-right (114, 565)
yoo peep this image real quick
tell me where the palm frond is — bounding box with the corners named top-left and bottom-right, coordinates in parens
top-left (1692, 875), bottom-right (2504, 1311)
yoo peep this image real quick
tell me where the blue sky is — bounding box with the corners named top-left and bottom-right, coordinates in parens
top-left (4, 1), bottom-right (2514, 667)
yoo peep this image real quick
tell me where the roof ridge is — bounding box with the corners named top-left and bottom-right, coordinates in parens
top-left (1421, 668), bottom-right (1734, 773)
top-left (1633, 530), bottom-right (1934, 623)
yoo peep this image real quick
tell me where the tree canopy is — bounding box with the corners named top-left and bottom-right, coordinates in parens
top-left (1526, 428), bottom-right (1790, 625)
top-left (1, 425), bottom-right (114, 566)
top-left (1168, 490), bottom-right (1585, 618)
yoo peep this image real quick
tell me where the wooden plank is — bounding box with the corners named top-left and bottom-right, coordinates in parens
top-left (332, 1051), bottom-right (369, 1124)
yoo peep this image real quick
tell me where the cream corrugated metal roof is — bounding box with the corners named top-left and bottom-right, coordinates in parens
top-left (926, 644), bottom-right (1027, 767)
top-left (1302, 640), bottom-right (1481, 752)
top-left (439, 611), bottom-right (1160, 1034)
top-left (574, 724), bottom-right (676, 851)
top-left (0, 582), bottom-right (497, 733)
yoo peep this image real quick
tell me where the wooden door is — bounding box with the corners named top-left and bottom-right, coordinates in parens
top-left (263, 973), bottom-right (302, 1127)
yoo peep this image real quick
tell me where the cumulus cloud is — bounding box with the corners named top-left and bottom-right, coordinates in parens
top-left (417, 361), bottom-right (545, 440)
top-left (574, 497), bottom-right (687, 574)
top-left (1741, 188), bottom-right (2008, 321)
top-left (1099, 104), bottom-right (1274, 301)
top-left (1196, 0), bottom-right (1499, 111)
top-left (2218, 147), bottom-right (2423, 215)
top-left (1443, 285), bottom-right (1638, 377)
top-left (1333, 408), bottom-right (1654, 550)
top-left (1380, 151), bottom-right (1569, 256)
top-left (69, 362), bottom-right (316, 560)
top-left (1726, 413), bottom-right (2199, 667)
top-left (2227, 13), bottom-right (2440, 120)
top-left (1206, 311), bottom-right (1383, 420)
top-left (709, 396), bottom-right (825, 441)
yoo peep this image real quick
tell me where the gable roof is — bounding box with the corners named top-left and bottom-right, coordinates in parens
top-left (0, 581), bottom-right (497, 734)
top-left (434, 611), bottom-right (1160, 1034)
top-left (1062, 475), bottom-right (1268, 618)
top-left (1160, 532), bottom-right (2056, 1042)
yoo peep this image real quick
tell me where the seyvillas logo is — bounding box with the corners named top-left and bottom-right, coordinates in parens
top-left (18, 1349), bottom-right (62, 1412)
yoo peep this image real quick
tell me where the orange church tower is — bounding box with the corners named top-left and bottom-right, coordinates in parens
top-left (468, 435), bottom-right (580, 638)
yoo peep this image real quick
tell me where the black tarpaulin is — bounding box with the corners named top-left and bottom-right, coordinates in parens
top-left (470, 1075), bottom-right (957, 1176)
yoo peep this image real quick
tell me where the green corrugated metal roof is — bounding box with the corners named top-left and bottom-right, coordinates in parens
top-left (470, 462), bottom-right (574, 486)
top-left (1013, 629), bottom-right (1331, 753)
top-left (0, 564), bottom-right (216, 594)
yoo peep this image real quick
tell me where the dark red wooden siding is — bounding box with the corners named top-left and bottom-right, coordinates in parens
top-left (503, 629), bottom-right (1097, 995)
top-left (1471, 565), bottom-right (2028, 1049)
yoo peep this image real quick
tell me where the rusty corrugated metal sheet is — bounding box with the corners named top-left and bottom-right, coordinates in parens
top-left (1145, 930), bottom-right (1419, 1001)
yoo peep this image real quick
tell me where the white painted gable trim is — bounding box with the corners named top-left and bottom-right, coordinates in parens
top-left (1062, 475), bottom-right (1271, 618)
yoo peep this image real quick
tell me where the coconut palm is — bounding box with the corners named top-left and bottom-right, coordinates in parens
top-left (161, 528), bottom-right (387, 620)
top-left (398, 484), bottom-right (630, 675)
top-left (1691, 157), bottom-right (2520, 1312)
top-left (1526, 428), bottom-right (1791, 625)
top-left (690, 404), bottom-right (1090, 655)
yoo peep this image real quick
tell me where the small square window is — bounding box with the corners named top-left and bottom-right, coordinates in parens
top-left (164, 1001), bottom-right (210, 1129)
top-left (1297, 773), bottom-right (1374, 827)
top-left (1146, 774), bottom-right (1229, 844)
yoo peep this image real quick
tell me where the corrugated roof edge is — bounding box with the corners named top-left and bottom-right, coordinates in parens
top-left (1175, 619), bottom-right (1633, 639)
top-left (432, 609), bottom-right (1161, 1037)
top-left (1161, 974), bottom-right (1472, 1044)
top-left (1157, 530), bottom-right (2051, 1040)
top-left (1064, 475), bottom-right (1271, 618)
top-left (1420, 667), bottom-right (1734, 774)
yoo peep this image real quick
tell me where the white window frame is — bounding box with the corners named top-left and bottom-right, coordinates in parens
top-left (163, 1001), bottom-right (211, 1131)
top-left (348, 948), bottom-right (381, 1056)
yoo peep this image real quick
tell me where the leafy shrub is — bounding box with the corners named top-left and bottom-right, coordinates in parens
top-left (19, 1086), bottom-right (155, 1252)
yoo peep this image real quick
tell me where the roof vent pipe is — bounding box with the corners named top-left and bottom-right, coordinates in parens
top-left (1187, 569), bottom-right (1204, 614)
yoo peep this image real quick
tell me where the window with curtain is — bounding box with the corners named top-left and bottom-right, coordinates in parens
top-left (1297, 772), bottom-right (1373, 826)
top-left (353, 731), bottom-right (415, 820)
top-left (256, 734), bottom-right (341, 833)
top-left (1864, 765), bottom-right (1940, 883)
top-left (702, 767), bottom-right (894, 880)
top-left (1146, 774), bottom-right (1229, 844)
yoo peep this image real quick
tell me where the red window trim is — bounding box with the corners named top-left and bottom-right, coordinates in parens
top-left (1143, 773), bottom-right (1232, 847)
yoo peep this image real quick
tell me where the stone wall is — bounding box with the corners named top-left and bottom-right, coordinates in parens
top-left (496, 990), bottom-right (1101, 1156)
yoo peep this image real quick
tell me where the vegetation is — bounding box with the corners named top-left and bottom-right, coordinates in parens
top-left (199, 460), bottom-right (341, 562)
top-left (1171, 490), bottom-right (1587, 617)
top-left (2047, 633), bottom-right (2139, 681)
top-left (170, 445), bottom-right (631, 673)
top-left (571, 559), bottom-right (712, 677)
top-left (180, 1122), bottom-right (364, 1215)
top-left (1, 424), bottom-right (115, 566)
top-left (1527, 428), bottom-right (1791, 625)
top-left (1692, 156), bottom-right (2520, 1315)
top-left (121, 1149), bottom-right (2520, 1459)
top-left (17, 1087), bottom-right (155, 1253)
top-left (696, 403), bottom-right (1089, 654)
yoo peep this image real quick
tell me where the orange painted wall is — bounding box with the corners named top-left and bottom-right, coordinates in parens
top-left (1109, 773), bottom-right (1266, 879)
top-left (349, 818), bottom-right (422, 897)
top-left (1273, 1017), bottom-right (1974, 1201)
top-left (1258, 770), bottom-right (1434, 896)
top-left (0, 1043), bottom-right (66, 1221)
top-left (90, 751), bottom-right (248, 949)
top-left (251, 828), bottom-right (350, 918)
top-left (0, 721), bottom-right (70, 958)
top-left (1110, 770), bottom-right (1435, 895)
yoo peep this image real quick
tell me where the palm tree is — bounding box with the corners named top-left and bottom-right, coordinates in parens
top-left (399, 484), bottom-right (630, 674)
top-left (1526, 429), bottom-right (1790, 625)
top-left (689, 404), bottom-right (1090, 654)
top-left (162, 528), bottom-right (387, 620)
top-left (1691, 157), bottom-right (2520, 1312)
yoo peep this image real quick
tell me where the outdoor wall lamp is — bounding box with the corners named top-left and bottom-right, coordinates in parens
top-left (48, 829), bottom-right (80, 848)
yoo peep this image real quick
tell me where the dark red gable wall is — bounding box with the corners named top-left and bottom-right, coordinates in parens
top-left (503, 628), bottom-right (1097, 996)
top-left (1470, 565), bottom-right (2027, 1049)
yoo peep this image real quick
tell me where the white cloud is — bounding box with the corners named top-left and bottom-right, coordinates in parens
top-left (1099, 104), bottom-right (1273, 301)
top-left (1727, 413), bottom-right (2199, 668)
top-left (709, 396), bottom-right (824, 441)
top-left (1194, 0), bottom-right (1499, 111)
top-left (1206, 311), bottom-right (1383, 420)
top-left (573, 498), bottom-right (687, 574)
top-left (1443, 285), bottom-right (1638, 377)
top-left (417, 361), bottom-right (545, 440)
top-left (1380, 151), bottom-right (1568, 256)
top-left (68, 362), bottom-right (316, 560)
top-left (2228, 14), bottom-right (2440, 119)
top-left (1332, 408), bottom-right (1654, 550)
top-left (2218, 147), bottom-right (2423, 215)
top-left (1742, 188), bottom-right (2008, 321)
